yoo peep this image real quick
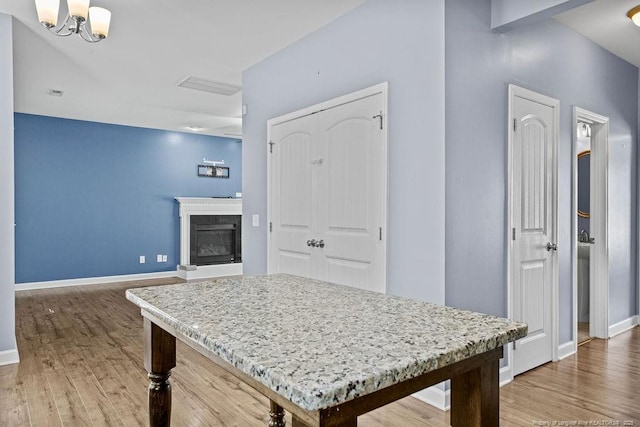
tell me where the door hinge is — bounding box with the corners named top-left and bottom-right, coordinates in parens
top-left (513, 340), bottom-right (517, 350)
top-left (268, 140), bottom-right (275, 153)
top-left (269, 222), bottom-right (272, 232)
top-left (513, 118), bottom-right (517, 132)
top-left (373, 112), bottom-right (383, 130)
top-left (512, 227), bottom-right (516, 241)
top-left (379, 227), bottom-right (382, 241)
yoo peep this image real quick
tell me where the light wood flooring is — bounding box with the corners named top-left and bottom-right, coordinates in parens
top-left (1, 278), bottom-right (639, 426)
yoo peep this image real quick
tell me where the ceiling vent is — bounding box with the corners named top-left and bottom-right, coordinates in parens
top-left (47, 89), bottom-right (64, 97)
top-left (177, 76), bottom-right (241, 96)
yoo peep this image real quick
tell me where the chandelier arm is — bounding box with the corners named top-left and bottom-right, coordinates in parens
top-left (78, 27), bottom-right (101, 43)
top-left (36, 9), bottom-right (108, 43)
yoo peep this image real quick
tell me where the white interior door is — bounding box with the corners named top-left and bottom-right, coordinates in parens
top-left (268, 85), bottom-right (388, 293)
top-left (269, 114), bottom-right (317, 278)
top-left (509, 85), bottom-right (558, 376)
top-left (316, 94), bottom-right (386, 292)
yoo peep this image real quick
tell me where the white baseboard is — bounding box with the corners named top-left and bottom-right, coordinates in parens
top-left (177, 263), bottom-right (243, 281)
top-left (412, 383), bottom-right (449, 411)
top-left (412, 363), bottom-right (514, 412)
top-left (499, 365), bottom-right (512, 386)
top-left (15, 271), bottom-right (179, 291)
top-left (0, 347), bottom-right (20, 366)
top-left (558, 340), bottom-right (576, 360)
top-left (609, 315), bottom-right (638, 338)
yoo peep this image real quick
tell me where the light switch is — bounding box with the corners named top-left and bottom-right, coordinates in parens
top-left (162, 255), bottom-right (167, 262)
top-left (139, 256), bottom-right (145, 264)
top-left (157, 254), bottom-right (163, 263)
top-left (252, 215), bottom-right (259, 227)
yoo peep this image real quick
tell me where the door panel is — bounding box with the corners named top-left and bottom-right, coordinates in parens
top-left (317, 94), bottom-right (386, 293)
top-left (269, 115), bottom-right (317, 277)
top-left (511, 88), bottom-right (557, 376)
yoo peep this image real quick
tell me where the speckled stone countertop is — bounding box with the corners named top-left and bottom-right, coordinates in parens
top-left (126, 274), bottom-right (527, 411)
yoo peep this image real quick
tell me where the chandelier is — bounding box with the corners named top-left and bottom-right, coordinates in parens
top-left (35, 0), bottom-right (112, 43)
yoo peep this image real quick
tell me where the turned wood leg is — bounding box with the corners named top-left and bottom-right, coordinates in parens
top-left (450, 349), bottom-right (500, 427)
top-left (268, 400), bottom-right (286, 427)
top-left (144, 318), bottom-right (176, 427)
top-left (292, 414), bottom-right (356, 427)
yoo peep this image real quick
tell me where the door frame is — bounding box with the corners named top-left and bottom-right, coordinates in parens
top-left (571, 107), bottom-right (609, 344)
top-left (266, 82), bottom-right (389, 286)
top-left (506, 84), bottom-right (559, 378)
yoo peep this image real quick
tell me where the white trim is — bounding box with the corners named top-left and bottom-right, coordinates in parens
top-left (412, 384), bottom-right (449, 411)
top-left (412, 364), bottom-right (514, 412)
top-left (499, 365), bottom-right (513, 387)
top-left (572, 107), bottom-right (610, 340)
top-left (507, 84), bottom-right (560, 373)
top-left (175, 197), bottom-right (242, 267)
top-left (608, 316), bottom-right (638, 338)
top-left (267, 82), bottom-right (389, 128)
top-left (266, 82), bottom-right (389, 292)
top-left (176, 263), bottom-right (243, 281)
top-left (558, 341), bottom-right (576, 360)
top-left (15, 271), bottom-right (178, 291)
top-left (0, 347), bottom-right (19, 366)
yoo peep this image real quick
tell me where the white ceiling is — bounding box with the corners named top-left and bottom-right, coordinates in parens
top-left (1, 1), bottom-right (638, 140)
top-left (554, 0), bottom-right (640, 68)
top-left (0, 0), bottom-right (365, 137)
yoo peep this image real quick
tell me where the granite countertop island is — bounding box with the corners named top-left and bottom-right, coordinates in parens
top-left (126, 273), bottom-right (527, 413)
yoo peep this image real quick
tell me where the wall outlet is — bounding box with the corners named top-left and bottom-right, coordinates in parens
top-left (139, 256), bottom-right (145, 264)
top-left (162, 255), bottom-right (167, 262)
top-left (157, 254), bottom-right (163, 263)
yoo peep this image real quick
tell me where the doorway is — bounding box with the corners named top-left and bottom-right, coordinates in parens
top-left (267, 83), bottom-right (388, 293)
top-left (572, 107), bottom-right (610, 346)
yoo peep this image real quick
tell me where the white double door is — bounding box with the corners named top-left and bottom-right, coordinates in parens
top-left (268, 90), bottom-right (387, 293)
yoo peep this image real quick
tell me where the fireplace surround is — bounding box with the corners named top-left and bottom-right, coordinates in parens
top-left (175, 197), bottom-right (242, 280)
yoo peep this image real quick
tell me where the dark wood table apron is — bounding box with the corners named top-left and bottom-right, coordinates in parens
top-left (142, 314), bottom-right (503, 427)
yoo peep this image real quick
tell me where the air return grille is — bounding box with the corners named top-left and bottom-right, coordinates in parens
top-left (177, 76), bottom-right (241, 96)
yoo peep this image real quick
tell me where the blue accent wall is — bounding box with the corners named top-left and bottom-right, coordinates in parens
top-left (14, 113), bottom-right (242, 283)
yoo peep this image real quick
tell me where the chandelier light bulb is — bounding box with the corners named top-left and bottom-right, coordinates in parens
top-left (67, 0), bottom-right (89, 20)
top-left (89, 7), bottom-right (111, 38)
top-left (35, 0), bottom-right (60, 27)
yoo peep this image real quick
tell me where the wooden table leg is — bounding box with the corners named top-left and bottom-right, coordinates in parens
top-left (450, 350), bottom-right (500, 427)
top-left (269, 400), bottom-right (286, 427)
top-left (144, 318), bottom-right (176, 427)
top-left (292, 414), bottom-right (357, 427)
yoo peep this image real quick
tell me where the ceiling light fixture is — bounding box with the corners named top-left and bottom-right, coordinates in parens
top-left (627, 5), bottom-right (640, 26)
top-left (35, 0), bottom-right (112, 42)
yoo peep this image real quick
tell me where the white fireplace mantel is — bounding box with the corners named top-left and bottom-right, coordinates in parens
top-left (175, 197), bottom-right (242, 280)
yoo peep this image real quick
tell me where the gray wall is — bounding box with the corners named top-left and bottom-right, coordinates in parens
top-left (242, 0), bottom-right (446, 303)
top-left (445, 0), bottom-right (638, 341)
top-left (0, 13), bottom-right (16, 355)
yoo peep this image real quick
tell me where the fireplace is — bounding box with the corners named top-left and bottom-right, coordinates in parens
top-left (190, 216), bottom-right (241, 266)
top-left (175, 197), bottom-right (243, 280)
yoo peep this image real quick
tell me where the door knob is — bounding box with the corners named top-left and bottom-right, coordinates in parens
top-left (307, 239), bottom-right (317, 247)
top-left (317, 240), bottom-right (325, 248)
top-left (546, 242), bottom-right (558, 252)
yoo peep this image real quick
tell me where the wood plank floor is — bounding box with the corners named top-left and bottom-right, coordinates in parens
top-left (1, 278), bottom-right (639, 426)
